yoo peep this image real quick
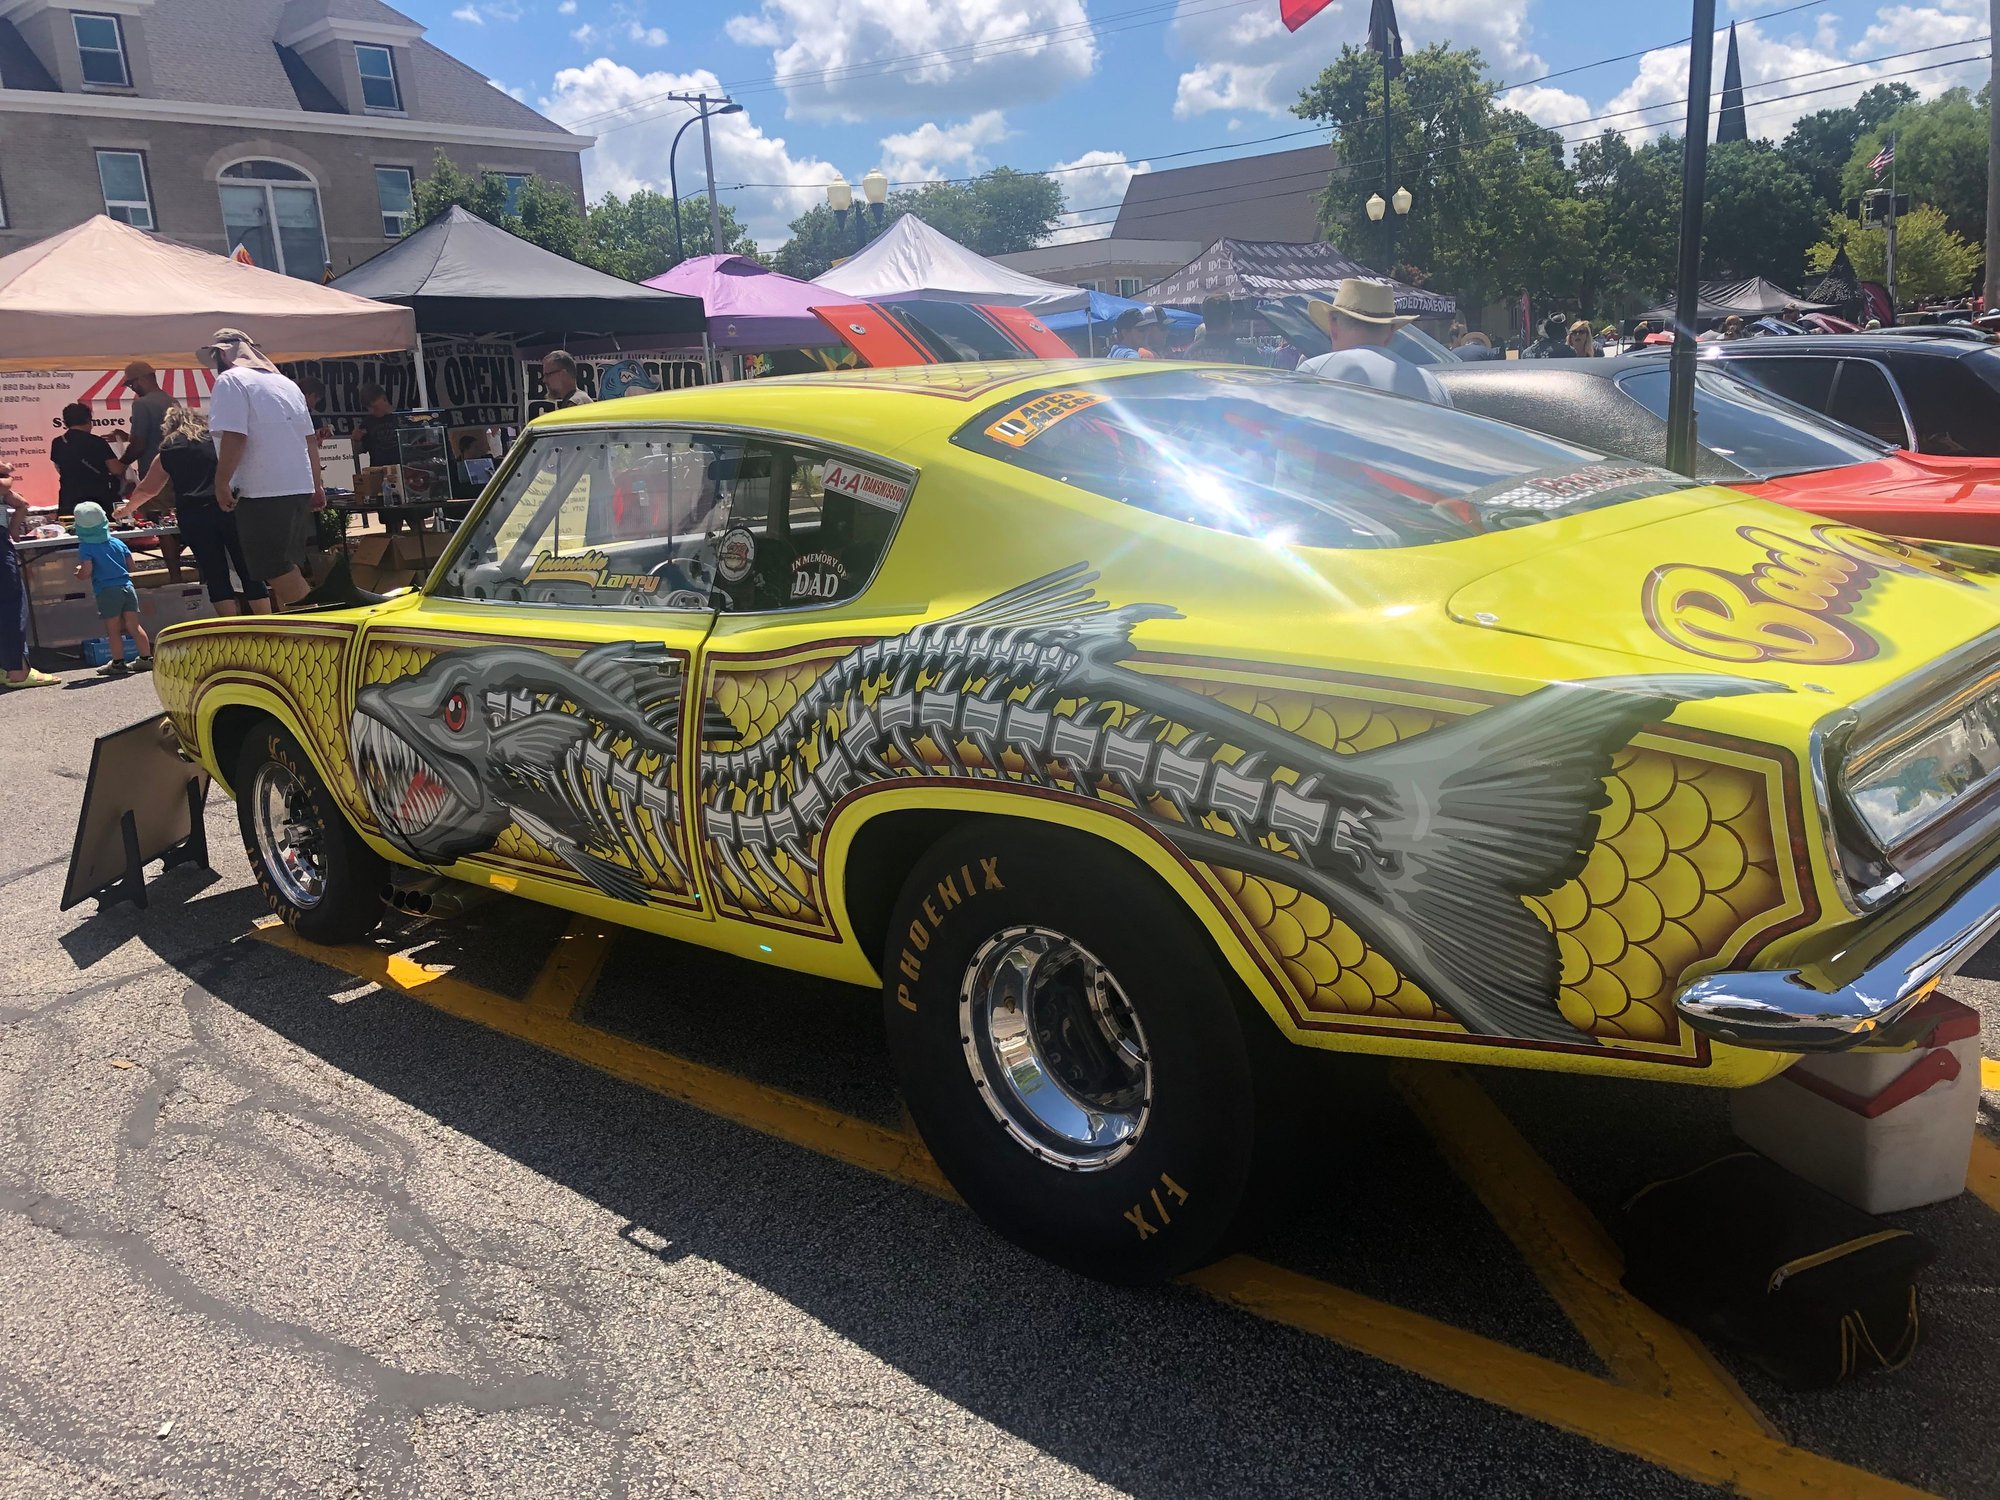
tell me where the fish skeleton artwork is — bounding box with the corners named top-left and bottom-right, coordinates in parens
top-left (350, 564), bottom-right (1768, 1044)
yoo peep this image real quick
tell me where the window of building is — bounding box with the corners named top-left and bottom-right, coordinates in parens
top-left (95, 150), bottom-right (152, 229)
top-left (1114, 277), bottom-right (1143, 297)
top-left (500, 173), bottom-right (530, 215)
top-left (218, 160), bottom-right (326, 279)
top-left (375, 166), bottom-right (414, 237)
top-left (438, 428), bottom-right (910, 613)
top-left (73, 12), bottom-right (130, 88)
top-left (355, 44), bottom-right (402, 111)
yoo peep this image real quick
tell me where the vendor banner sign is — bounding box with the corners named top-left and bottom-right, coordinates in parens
top-left (282, 338), bottom-right (519, 438)
top-left (0, 365), bottom-right (214, 510)
top-left (523, 354), bottom-right (708, 419)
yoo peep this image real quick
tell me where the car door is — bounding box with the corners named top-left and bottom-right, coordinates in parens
top-left (684, 431), bottom-right (921, 947)
top-left (349, 422), bottom-right (727, 927)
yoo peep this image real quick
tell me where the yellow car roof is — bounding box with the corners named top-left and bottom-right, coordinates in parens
top-left (528, 358), bottom-right (1178, 463)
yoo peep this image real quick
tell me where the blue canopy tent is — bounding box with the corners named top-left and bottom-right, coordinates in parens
top-left (1042, 289), bottom-right (1201, 352)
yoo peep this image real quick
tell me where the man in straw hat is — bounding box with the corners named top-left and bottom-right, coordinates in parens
top-left (1296, 280), bottom-right (1451, 406)
top-left (199, 327), bottom-right (322, 610)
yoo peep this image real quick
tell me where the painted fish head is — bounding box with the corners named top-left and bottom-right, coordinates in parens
top-left (351, 659), bottom-right (513, 862)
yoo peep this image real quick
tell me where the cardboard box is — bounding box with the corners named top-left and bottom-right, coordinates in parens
top-left (138, 583), bottom-right (212, 633)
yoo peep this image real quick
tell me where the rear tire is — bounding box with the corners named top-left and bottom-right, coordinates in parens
top-left (236, 723), bottom-right (385, 943)
top-left (883, 823), bottom-right (1257, 1283)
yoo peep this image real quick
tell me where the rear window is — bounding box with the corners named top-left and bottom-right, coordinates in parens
top-left (951, 368), bottom-right (1683, 550)
top-left (1616, 366), bottom-right (1886, 477)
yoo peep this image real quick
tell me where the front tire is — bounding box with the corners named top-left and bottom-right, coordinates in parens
top-left (236, 723), bottom-right (385, 943)
top-left (883, 823), bottom-right (1257, 1283)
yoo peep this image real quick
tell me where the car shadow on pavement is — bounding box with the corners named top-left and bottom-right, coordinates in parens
top-left (157, 922), bottom-right (1675, 1499)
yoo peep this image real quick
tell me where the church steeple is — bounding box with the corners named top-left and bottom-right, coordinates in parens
top-left (1717, 22), bottom-right (1749, 142)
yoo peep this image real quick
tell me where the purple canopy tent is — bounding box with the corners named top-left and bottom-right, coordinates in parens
top-left (644, 254), bottom-right (838, 352)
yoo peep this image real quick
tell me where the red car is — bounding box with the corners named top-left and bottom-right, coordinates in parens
top-left (1432, 355), bottom-right (2000, 545)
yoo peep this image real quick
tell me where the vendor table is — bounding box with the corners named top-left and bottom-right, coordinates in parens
top-left (16, 524), bottom-right (205, 651)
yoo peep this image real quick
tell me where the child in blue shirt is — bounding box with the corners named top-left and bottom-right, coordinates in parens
top-left (72, 501), bottom-right (150, 674)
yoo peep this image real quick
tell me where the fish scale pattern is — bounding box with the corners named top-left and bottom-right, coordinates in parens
top-left (154, 627), bottom-right (361, 812)
top-left (706, 659), bottom-right (1804, 1050)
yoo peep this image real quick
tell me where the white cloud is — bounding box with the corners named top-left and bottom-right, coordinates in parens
top-left (625, 22), bottom-right (667, 46)
top-left (1593, 11), bottom-right (1990, 149)
top-left (1508, 83), bottom-right (1591, 129)
top-left (571, 22), bottom-right (594, 43)
top-left (543, 60), bottom-right (840, 246)
top-left (1170, 0), bottom-right (1558, 120)
top-left (723, 0), bottom-right (1098, 122)
top-left (876, 111), bottom-right (1011, 183)
top-left (1046, 148), bottom-right (1150, 242)
top-left (487, 77), bottom-right (528, 102)
top-left (450, 0), bottom-right (521, 20)
top-left (557, 0), bottom-right (576, 10)
top-left (452, 4), bottom-right (483, 23)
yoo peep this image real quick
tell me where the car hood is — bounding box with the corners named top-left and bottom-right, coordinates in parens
top-left (1446, 490), bottom-right (2000, 693)
top-left (1754, 452), bottom-right (2000, 506)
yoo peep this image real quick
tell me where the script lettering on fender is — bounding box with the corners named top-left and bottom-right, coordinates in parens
top-left (1642, 523), bottom-right (1971, 666)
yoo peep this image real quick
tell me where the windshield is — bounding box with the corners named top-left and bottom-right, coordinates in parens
top-left (953, 368), bottom-right (1692, 550)
top-left (1617, 365), bottom-right (1887, 477)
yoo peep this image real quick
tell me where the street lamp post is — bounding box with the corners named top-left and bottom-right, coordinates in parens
top-left (829, 170), bottom-right (893, 253)
top-left (664, 93), bottom-right (742, 262)
top-left (1365, 186), bottom-right (1413, 272)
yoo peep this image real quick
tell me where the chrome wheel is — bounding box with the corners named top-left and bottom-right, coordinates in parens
top-left (959, 925), bottom-right (1151, 1170)
top-left (251, 760), bottom-right (326, 909)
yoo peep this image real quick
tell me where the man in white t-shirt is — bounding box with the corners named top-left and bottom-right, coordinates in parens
top-left (200, 328), bottom-right (322, 608)
top-left (1294, 280), bottom-right (1452, 407)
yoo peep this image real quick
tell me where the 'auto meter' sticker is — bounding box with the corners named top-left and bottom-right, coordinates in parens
top-left (791, 550), bottom-right (848, 601)
top-left (821, 461), bottom-right (911, 512)
top-left (984, 389), bottom-right (1104, 447)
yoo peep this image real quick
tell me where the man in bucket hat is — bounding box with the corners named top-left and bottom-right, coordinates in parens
top-left (199, 328), bottom-right (322, 609)
top-left (1296, 280), bottom-right (1452, 406)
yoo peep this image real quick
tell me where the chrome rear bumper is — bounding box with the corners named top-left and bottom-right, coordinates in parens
top-left (1674, 858), bottom-right (2000, 1051)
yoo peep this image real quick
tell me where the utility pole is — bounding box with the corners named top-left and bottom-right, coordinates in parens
top-left (1381, 51), bottom-right (1395, 272)
top-left (664, 91), bottom-right (741, 257)
top-left (1988, 0), bottom-right (2000, 311)
top-left (1887, 134), bottom-right (1900, 313)
top-left (1665, 0), bottom-right (1716, 479)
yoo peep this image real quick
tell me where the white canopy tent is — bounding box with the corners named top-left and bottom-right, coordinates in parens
top-left (812, 215), bottom-right (1089, 312)
top-left (0, 216), bottom-right (418, 375)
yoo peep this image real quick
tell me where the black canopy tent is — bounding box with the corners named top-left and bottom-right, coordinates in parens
top-left (1634, 276), bottom-right (1836, 325)
top-left (332, 206), bottom-right (704, 343)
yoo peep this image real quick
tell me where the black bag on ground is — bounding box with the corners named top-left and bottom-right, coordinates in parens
top-left (1618, 1151), bottom-right (1932, 1389)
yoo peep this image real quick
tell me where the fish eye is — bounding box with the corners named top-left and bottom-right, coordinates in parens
top-left (443, 691), bottom-right (468, 733)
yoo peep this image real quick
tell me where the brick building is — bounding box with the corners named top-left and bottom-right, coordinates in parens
top-left (0, 0), bottom-right (589, 277)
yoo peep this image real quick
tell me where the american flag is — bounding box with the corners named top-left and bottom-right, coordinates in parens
top-left (1869, 136), bottom-right (1895, 177)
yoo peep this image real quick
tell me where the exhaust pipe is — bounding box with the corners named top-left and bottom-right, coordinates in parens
top-left (382, 873), bottom-right (497, 923)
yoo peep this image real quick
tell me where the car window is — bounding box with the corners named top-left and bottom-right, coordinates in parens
top-left (1826, 360), bottom-right (1911, 447)
top-left (1890, 354), bottom-right (2000, 456)
top-left (436, 426), bottom-right (910, 612)
top-left (1728, 356), bottom-right (1836, 414)
top-left (952, 367), bottom-right (1683, 550)
top-left (1616, 367), bottom-right (1887, 478)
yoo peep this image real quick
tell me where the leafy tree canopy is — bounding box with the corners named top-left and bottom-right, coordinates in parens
top-left (409, 150), bottom-right (585, 262)
top-left (1779, 83), bottom-right (1917, 208)
top-left (771, 167), bottom-right (1066, 279)
top-left (583, 190), bottom-right (760, 283)
top-left (1842, 86), bottom-right (1989, 242)
top-left (1809, 202), bottom-right (1981, 306)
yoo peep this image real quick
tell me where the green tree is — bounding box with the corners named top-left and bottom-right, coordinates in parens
top-left (409, 149), bottom-right (585, 260)
top-left (1702, 139), bottom-right (1824, 282)
top-left (772, 167), bottom-right (1065, 279)
top-left (1779, 82), bottom-right (1916, 209)
top-left (1808, 203), bottom-right (1981, 305)
top-left (1842, 87), bottom-right (1989, 241)
top-left (1574, 130), bottom-right (1679, 310)
top-left (582, 190), bottom-right (760, 282)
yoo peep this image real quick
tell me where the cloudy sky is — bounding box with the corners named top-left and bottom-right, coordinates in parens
top-left (417, 0), bottom-right (1992, 245)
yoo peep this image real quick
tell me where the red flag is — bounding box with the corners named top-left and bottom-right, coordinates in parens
top-left (1280, 0), bottom-right (1337, 31)
top-left (232, 243), bottom-right (255, 266)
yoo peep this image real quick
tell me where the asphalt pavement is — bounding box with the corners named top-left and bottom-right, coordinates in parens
top-left (2, 661), bottom-right (1997, 1499)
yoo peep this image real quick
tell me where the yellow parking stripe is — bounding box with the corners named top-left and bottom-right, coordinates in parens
top-left (1391, 1062), bottom-right (1776, 1435)
top-left (1969, 1133), bottom-right (2000, 1215)
top-left (252, 924), bottom-right (952, 1196)
top-left (1981, 1057), bottom-right (2000, 1092)
top-left (1185, 1259), bottom-right (1928, 1500)
top-left (525, 916), bottom-right (620, 1019)
top-left (250, 925), bottom-right (1934, 1500)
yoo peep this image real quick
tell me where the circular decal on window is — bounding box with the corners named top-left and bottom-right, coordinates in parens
top-left (663, 588), bottom-right (712, 610)
top-left (790, 550), bottom-right (848, 602)
top-left (716, 526), bottom-right (756, 582)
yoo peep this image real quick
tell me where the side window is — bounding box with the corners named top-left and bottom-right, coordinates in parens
top-left (1887, 357), bottom-right (1995, 456)
top-left (1826, 361), bottom-right (1911, 448)
top-left (1730, 357), bottom-right (1835, 414)
top-left (435, 427), bottom-right (909, 612)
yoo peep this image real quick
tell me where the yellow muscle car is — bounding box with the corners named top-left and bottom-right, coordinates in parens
top-left (153, 360), bottom-right (2000, 1282)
